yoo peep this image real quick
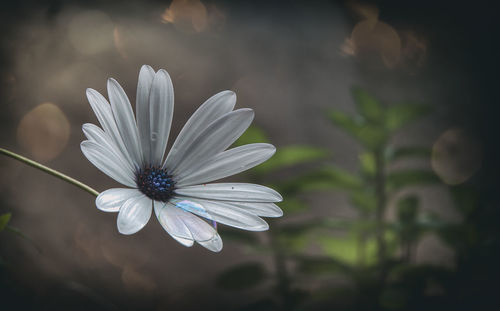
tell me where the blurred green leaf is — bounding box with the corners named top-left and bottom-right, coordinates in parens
top-left (386, 146), bottom-right (431, 162)
top-left (385, 103), bottom-right (430, 131)
top-left (279, 219), bottom-right (327, 236)
top-left (255, 146), bottom-right (327, 174)
top-left (296, 256), bottom-right (351, 275)
top-left (278, 229), bottom-right (311, 253)
top-left (359, 152), bottom-right (376, 176)
top-left (278, 198), bottom-right (308, 213)
top-left (216, 263), bottom-right (268, 290)
top-left (352, 87), bottom-right (383, 122)
top-left (387, 170), bottom-right (440, 191)
top-left (320, 230), bottom-right (398, 266)
top-left (350, 190), bottom-right (377, 212)
top-left (328, 110), bottom-right (387, 149)
top-left (234, 126), bottom-right (269, 146)
top-left (0, 213), bottom-right (11, 231)
top-left (280, 165), bottom-right (362, 195)
top-left (319, 234), bottom-right (377, 266)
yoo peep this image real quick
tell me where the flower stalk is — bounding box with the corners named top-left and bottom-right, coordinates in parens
top-left (0, 147), bottom-right (99, 197)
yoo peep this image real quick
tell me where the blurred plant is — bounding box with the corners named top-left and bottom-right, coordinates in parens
top-left (282, 87), bottom-right (444, 309)
top-left (215, 126), bottom-right (328, 310)
top-left (0, 211), bottom-right (41, 267)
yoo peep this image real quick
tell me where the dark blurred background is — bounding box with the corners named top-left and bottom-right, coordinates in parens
top-left (0, 0), bottom-right (498, 310)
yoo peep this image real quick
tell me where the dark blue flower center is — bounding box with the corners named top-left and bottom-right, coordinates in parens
top-left (136, 166), bottom-right (175, 202)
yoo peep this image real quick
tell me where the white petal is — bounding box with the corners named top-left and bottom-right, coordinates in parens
top-left (163, 90), bottom-right (236, 171)
top-left (176, 208), bottom-right (221, 246)
top-left (136, 65), bottom-right (156, 165)
top-left (163, 202), bottom-right (222, 252)
top-left (175, 143), bottom-right (276, 187)
top-left (148, 70), bottom-right (174, 166)
top-left (81, 141), bottom-right (136, 187)
top-left (154, 202), bottom-right (194, 246)
top-left (82, 123), bottom-right (135, 175)
top-left (224, 202), bottom-right (283, 217)
top-left (170, 109), bottom-right (254, 176)
top-left (86, 88), bottom-right (135, 167)
top-left (174, 183), bottom-right (282, 203)
top-left (95, 188), bottom-right (142, 212)
top-left (107, 78), bottom-right (143, 167)
top-left (172, 197), bottom-right (269, 231)
top-left (197, 232), bottom-right (223, 252)
top-left (117, 195), bottom-right (152, 235)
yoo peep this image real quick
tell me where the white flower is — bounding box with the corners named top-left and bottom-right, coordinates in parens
top-left (81, 65), bottom-right (283, 252)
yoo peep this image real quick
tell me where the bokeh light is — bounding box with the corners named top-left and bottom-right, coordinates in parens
top-left (161, 0), bottom-right (208, 33)
top-left (16, 102), bottom-right (70, 162)
top-left (350, 19), bottom-right (401, 68)
top-left (432, 128), bottom-right (482, 185)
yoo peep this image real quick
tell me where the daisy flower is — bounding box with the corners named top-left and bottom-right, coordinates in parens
top-left (81, 65), bottom-right (283, 252)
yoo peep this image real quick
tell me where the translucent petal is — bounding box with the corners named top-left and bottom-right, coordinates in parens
top-left (174, 183), bottom-right (282, 203)
top-left (148, 70), bottom-right (174, 166)
top-left (170, 109), bottom-right (254, 176)
top-left (136, 65), bottom-right (155, 164)
top-left (107, 78), bottom-right (143, 167)
top-left (81, 141), bottom-right (136, 187)
top-left (224, 201), bottom-right (283, 217)
top-left (172, 197), bottom-right (269, 231)
top-left (175, 143), bottom-right (276, 187)
top-left (176, 208), bottom-right (219, 242)
top-left (154, 202), bottom-right (194, 245)
top-left (86, 88), bottom-right (135, 167)
top-left (82, 123), bottom-right (135, 175)
top-left (117, 195), bottom-right (152, 235)
top-left (95, 188), bottom-right (141, 212)
top-left (197, 233), bottom-right (223, 252)
top-left (164, 203), bottom-right (222, 251)
top-left (163, 90), bottom-right (236, 171)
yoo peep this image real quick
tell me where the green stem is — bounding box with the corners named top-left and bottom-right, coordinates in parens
top-left (0, 148), bottom-right (99, 197)
top-left (374, 149), bottom-right (387, 267)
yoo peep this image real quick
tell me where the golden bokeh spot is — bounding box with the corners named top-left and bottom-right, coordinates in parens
top-left (17, 103), bottom-right (70, 162)
top-left (113, 27), bottom-right (128, 59)
top-left (351, 19), bottom-right (402, 68)
top-left (161, 0), bottom-right (208, 33)
top-left (347, 1), bottom-right (379, 21)
top-left (432, 128), bottom-right (482, 185)
top-left (400, 31), bottom-right (428, 74)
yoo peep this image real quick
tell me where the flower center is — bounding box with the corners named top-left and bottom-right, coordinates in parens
top-left (136, 166), bottom-right (175, 202)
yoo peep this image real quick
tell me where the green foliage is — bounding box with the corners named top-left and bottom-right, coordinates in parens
top-left (385, 103), bottom-right (430, 131)
top-left (297, 256), bottom-right (351, 275)
top-left (328, 110), bottom-right (387, 149)
top-left (350, 190), bottom-right (377, 212)
top-left (319, 233), bottom-right (378, 266)
top-left (352, 87), bottom-right (384, 122)
top-left (234, 125), bottom-right (269, 146)
top-left (287, 165), bottom-right (363, 193)
top-left (0, 213), bottom-right (11, 232)
top-left (359, 152), bottom-right (376, 176)
top-left (216, 262), bottom-right (268, 290)
top-left (254, 146), bottom-right (327, 174)
top-left (386, 146), bottom-right (431, 162)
